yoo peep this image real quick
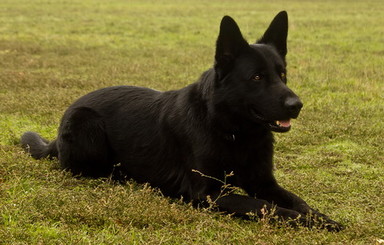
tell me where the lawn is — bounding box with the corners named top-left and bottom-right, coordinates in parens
top-left (1, 0), bottom-right (383, 244)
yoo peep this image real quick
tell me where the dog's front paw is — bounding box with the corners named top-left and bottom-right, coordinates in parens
top-left (306, 211), bottom-right (345, 232)
top-left (293, 205), bottom-right (345, 232)
top-left (314, 215), bottom-right (345, 232)
top-left (323, 219), bottom-right (345, 232)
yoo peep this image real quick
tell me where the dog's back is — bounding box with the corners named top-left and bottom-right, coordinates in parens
top-left (21, 83), bottom-right (211, 196)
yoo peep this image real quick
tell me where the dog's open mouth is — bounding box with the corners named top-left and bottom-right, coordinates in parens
top-left (269, 119), bottom-right (291, 132)
top-left (250, 109), bottom-right (292, 133)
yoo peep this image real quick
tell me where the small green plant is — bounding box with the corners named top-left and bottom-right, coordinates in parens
top-left (191, 169), bottom-right (237, 208)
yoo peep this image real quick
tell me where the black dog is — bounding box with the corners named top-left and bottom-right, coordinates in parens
top-left (21, 11), bottom-right (343, 231)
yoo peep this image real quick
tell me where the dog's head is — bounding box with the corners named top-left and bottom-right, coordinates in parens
top-left (213, 11), bottom-right (302, 133)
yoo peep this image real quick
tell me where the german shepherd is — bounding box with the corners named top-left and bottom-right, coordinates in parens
top-left (21, 11), bottom-right (343, 231)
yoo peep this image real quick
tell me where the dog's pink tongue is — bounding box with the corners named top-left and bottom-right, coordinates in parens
top-left (278, 120), bottom-right (291, 127)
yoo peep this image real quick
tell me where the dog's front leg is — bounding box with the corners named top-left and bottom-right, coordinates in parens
top-left (256, 184), bottom-right (344, 231)
top-left (256, 183), bottom-right (312, 213)
top-left (214, 193), bottom-right (308, 227)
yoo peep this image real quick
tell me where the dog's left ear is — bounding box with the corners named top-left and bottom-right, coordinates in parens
top-left (257, 11), bottom-right (288, 58)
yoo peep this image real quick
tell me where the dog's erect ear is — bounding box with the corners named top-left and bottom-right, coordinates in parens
top-left (215, 16), bottom-right (249, 63)
top-left (257, 11), bottom-right (288, 58)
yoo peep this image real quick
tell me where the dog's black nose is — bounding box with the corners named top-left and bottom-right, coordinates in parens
top-left (284, 97), bottom-right (303, 118)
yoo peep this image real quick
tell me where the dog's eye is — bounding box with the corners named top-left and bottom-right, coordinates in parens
top-left (253, 74), bottom-right (263, 81)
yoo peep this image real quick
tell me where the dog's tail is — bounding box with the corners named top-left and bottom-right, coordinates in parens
top-left (21, 131), bottom-right (58, 159)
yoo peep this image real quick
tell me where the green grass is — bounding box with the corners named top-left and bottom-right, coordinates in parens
top-left (1, 0), bottom-right (383, 243)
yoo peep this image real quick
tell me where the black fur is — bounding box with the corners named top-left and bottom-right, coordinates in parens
top-left (21, 11), bottom-right (343, 231)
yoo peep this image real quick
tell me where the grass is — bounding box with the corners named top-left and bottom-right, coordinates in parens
top-left (1, 0), bottom-right (383, 243)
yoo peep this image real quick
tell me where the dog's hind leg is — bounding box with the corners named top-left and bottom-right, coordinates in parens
top-left (57, 107), bottom-right (114, 178)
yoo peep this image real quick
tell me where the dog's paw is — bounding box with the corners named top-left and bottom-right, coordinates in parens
top-left (306, 212), bottom-right (345, 232)
top-left (284, 212), bottom-right (345, 232)
top-left (315, 216), bottom-right (345, 232)
top-left (294, 207), bottom-right (344, 232)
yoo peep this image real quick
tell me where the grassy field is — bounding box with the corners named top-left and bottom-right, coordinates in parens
top-left (1, 0), bottom-right (383, 244)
